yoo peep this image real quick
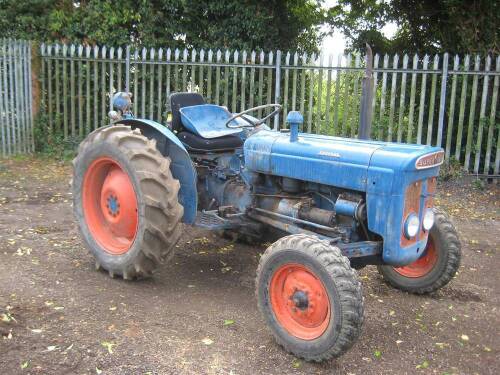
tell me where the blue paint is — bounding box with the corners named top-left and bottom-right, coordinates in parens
top-left (112, 92), bottom-right (132, 113)
top-left (116, 118), bottom-right (198, 224)
top-left (179, 104), bottom-right (244, 138)
top-left (244, 130), bottom-right (381, 191)
top-left (244, 126), bottom-right (442, 266)
top-left (286, 111), bottom-right (303, 142)
top-left (107, 196), bottom-right (118, 214)
top-left (109, 95), bottom-right (446, 267)
top-left (335, 198), bottom-right (359, 217)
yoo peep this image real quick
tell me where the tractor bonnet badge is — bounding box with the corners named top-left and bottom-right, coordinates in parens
top-left (318, 151), bottom-right (341, 158)
top-left (415, 151), bottom-right (445, 169)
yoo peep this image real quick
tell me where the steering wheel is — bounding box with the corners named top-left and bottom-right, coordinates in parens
top-left (225, 104), bottom-right (282, 129)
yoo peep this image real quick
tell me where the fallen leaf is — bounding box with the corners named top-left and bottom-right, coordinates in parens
top-left (1, 312), bottom-right (16, 323)
top-left (223, 319), bottom-right (235, 326)
top-left (46, 346), bottom-right (58, 352)
top-left (20, 361), bottom-right (29, 369)
top-left (416, 360), bottom-right (429, 369)
top-left (460, 334), bottom-right (469, 342)
top-left (202, 338), bottom-right (214, 345)
top-left (101, 341), bottom-right (116, 354)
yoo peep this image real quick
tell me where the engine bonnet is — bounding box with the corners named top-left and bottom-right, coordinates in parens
top-left (244, 130), bottom-right (443, 192)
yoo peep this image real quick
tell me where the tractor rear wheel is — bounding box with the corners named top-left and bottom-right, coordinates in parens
top-left (377, 208), bottom-right (461, 294)
top-left (72, 125), bottom-right (183, 279)
top-left (256, 234), bottom-right (364, 361)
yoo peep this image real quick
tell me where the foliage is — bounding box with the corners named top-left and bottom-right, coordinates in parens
top-left (0, 0), bottom-right (328, 54)
top-left (439, 157), bottom-right (464, 181)
top-left (33, 113), bottom-right (80, 160)
top-left (328, 0), bottom-right (499, 55)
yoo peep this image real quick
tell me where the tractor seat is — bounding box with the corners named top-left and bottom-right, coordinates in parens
top-left (178, 131), bottom-right (243, 152)
top-left (169, 92), bottom-right (244, 152)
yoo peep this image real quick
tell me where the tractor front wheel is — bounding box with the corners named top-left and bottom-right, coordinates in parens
top-left (72, 125), bottom-right (183, 279)
top-left (377, 208), bottom-right (461, 294)
top-left (256, 234), bottom-right (364, 361)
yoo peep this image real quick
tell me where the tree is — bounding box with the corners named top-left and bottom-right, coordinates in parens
top-left (328, 0), bottom-right (499, 55)
top-left (0, 0), bottom-right (327, 53)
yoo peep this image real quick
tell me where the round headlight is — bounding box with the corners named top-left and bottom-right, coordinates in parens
top-left (423, 208), bottom-right (435, 231)
top-left (112, 92), bottom-right (132, 113)
top-left (404, 213), bottom-right (420, 238)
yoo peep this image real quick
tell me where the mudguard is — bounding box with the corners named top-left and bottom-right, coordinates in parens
top-left (116, 118), bottom-right (197, 224)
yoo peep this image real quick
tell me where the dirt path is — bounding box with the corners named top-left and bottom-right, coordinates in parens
top-left (0, 156), bottom-right (499, 375)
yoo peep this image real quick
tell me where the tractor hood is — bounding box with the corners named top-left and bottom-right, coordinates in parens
top-left (244, 130), bottom-right (443, 192)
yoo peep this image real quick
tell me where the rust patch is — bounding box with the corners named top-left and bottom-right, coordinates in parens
top-left (401, 180), bottom-right (422, 247)
top-left (419, 177), bottom-right (437, 239)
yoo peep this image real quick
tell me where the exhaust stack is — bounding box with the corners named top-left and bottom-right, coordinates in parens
top-left (358, 44), bottom-right (374, 140)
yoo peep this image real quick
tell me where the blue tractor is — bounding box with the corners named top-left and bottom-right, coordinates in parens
top-left (72, 88), bottom-right (461, 361)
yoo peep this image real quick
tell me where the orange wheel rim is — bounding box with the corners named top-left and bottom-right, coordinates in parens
top-left (82, 157), bottom-right (138, 255)
top-left (394, 237), bottom-right (438, 278)
top-left (269, 263), bottom-right (331, 340)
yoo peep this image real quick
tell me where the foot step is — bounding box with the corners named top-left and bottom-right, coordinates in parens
top-left (194, 210), bottom-right (237, 230)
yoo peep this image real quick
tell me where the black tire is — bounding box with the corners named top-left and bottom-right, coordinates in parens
top-left (72, 125), bottom-right (184, 279)
top-left (377, 208), bottom-right (461, 294)
top-left (256, 234), bottom-right (364, 361)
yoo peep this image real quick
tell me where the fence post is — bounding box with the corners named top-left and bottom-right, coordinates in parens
top-left (125, 45), bottom-right (130, 93)
top-left (0, 41), bottom-right (5, 156)
top-left (436, 53), bottom-right (449, 147)
top-left (273, 50), bottom-right (281, 130)
top-left (29, 41), bottom-right (38, 151)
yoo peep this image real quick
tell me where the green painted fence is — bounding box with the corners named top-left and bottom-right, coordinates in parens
top-left (2, 39), bottom-right (500, 176)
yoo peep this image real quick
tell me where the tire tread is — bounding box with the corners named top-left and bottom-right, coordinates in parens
top-left (256, 234), bottom-right (364, 361)
top-left (73, 125), bottom-right (183, 279)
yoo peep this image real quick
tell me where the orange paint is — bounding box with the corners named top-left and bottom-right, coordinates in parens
top-left (82, 157), bottom-right (138, 255)
top-left (394, 237), bottom-right (438, 277)
top-left (269, 263), bottom-right (330, 340)
top-left (401, 180), bottom-right (422, 247)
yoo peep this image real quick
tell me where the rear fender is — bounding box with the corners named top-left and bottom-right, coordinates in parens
top-left (116, 119), bottom-right (197, 224)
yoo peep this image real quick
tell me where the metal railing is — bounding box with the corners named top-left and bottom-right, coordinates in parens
top-left (0, 39), bottom-right (34, 156)
top-left (1, 39), bottom-right (499, 176)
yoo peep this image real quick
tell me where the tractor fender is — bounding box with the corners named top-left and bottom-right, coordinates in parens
top-left (116, 118), bottom-right (197, 224)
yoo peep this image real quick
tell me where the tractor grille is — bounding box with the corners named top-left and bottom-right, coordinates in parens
top-left (400, 177), bottom-right (437, 247)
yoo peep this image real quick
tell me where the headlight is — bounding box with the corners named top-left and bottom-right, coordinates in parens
top-left (404, 213), bottom-right (420, 238)
top-left (423, 209), bottom-right (435, 231)
top-left (112, 92), bottom-right (132, 113)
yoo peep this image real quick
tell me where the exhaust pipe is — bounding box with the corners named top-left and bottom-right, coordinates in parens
top-left (358, 43), bottom-right (374, 140)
